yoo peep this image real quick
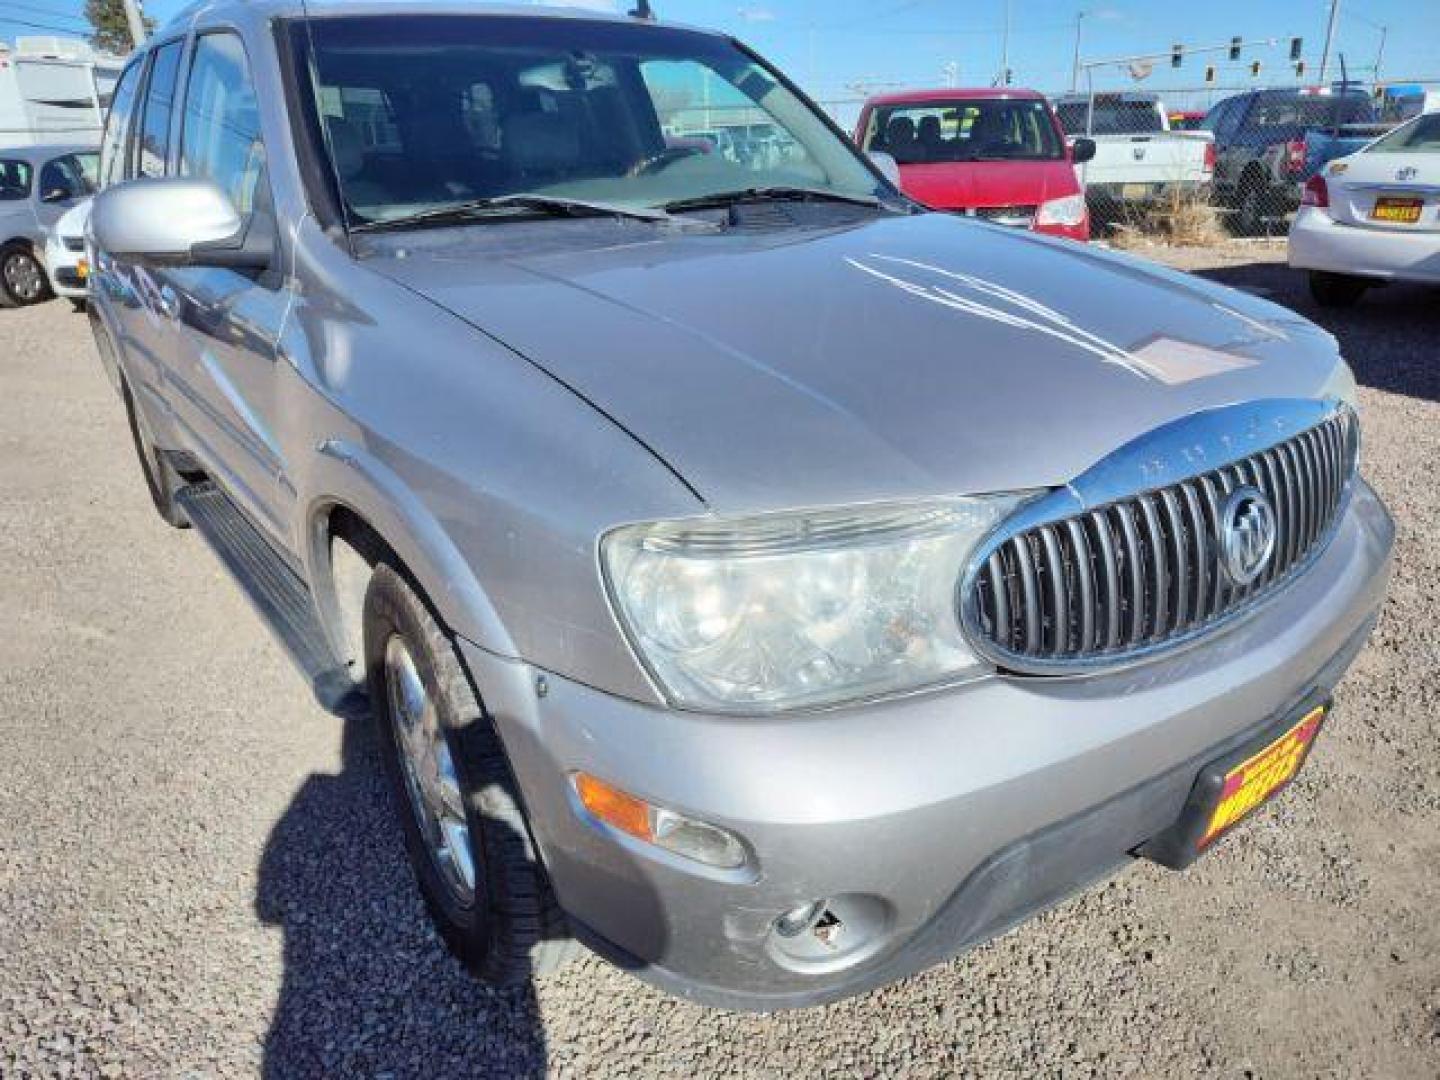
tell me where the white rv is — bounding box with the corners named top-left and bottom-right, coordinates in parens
top-left (0, 36), bottom-right (125, 149)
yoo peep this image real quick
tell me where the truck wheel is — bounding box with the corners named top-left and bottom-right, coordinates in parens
top-left (1235, 179), bottom-right (1268, 237)
top-left (364, 563), bottom-right (576, 985)
top-left (0, 244), bottom-right (51, 307)
top-left (1309, 271), bottom-right (1369, 308)
top-left (121, 378), bottom-right (190, 529)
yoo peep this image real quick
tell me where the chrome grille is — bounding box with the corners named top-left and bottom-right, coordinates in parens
top-left (966, 408), bottom-right (1357, 671)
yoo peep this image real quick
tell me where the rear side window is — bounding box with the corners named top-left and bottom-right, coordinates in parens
top-left (1055, 99), bottom-right (1163, 136)
top-left (0, 159), bottom-right (32, 201)
top-left (180, 33), bottom-right (271, 218)
top-left (136, 40), bottom-right (185, 178)
top-left (1368, 112), bottom-right (1440, 154)
top-left (99, 60), bottom-right (143, 187)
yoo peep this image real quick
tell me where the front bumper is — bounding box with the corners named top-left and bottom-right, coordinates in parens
top-left (43, 241), bottom-right (86, 299)
top-left (461, 480), bottom-right (1393, 1010)
top-left (1289, 206), bottom-right (1440, 284)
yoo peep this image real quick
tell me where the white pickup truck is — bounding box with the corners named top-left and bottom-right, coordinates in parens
top-left (1053, 92), bottom-right (1214, 215)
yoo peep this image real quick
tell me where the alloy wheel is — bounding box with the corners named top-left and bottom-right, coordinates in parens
top-left (384, 633), bottom-right (476, 908)
top-left (3, 251), bottom-right (45, 303)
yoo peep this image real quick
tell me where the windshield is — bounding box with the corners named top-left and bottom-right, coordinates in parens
top-left (1366, 112), bottom-right (1440, 154)
top-left (863, 98), bottom-right (1064, 163)
top-left (1055, 99), bottom-right (1162, 136)
top-left (292, 15), bottom-right (882, 225)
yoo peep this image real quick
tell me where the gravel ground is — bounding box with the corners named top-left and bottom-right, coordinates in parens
top-left (1, 242), bottom-right (1436, 1079)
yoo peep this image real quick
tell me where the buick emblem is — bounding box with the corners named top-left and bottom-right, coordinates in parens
top-left (1220, 486), bottom-right (1277, 586)
top-left (1396, 166), bottom-right (1418, 182)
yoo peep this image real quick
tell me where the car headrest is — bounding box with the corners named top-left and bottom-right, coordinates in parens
top-left (325, 117), bottom-right (365, 180)
top-left (503, 110), bottom-right (581, 174)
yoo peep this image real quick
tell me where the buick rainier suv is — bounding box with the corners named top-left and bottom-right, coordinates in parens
top-left (86, 1), bottom-right (1394, 1010)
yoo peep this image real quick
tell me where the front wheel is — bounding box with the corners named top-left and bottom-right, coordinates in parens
top-left (0, 245), bottom-right (51, 307)
top-left (1309, 270), bottom-right (1369, 308)
top-left (364, 563), bottom-right (576, 985)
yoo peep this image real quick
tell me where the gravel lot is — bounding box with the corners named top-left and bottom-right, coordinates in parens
top-left (1, 241), bottom-right (1436, 1079)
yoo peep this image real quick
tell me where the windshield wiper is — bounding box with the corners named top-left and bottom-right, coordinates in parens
top-left (350, 193), bottom-right (680, 233)
top-left (661, 186), bottom-right (886, 213)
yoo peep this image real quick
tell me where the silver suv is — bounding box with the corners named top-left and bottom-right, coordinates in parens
top-left (86, 2), bottom-right (1394, 1010)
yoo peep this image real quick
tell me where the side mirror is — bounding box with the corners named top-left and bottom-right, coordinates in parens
top-left (41, 186), bottom-right (75, 203)
top-left (868, 150), bottom-right (902, 186)
top-left (1071, 137), bottom-right (1097, 164)
top-left (91, 177), bottom-right (268, 270)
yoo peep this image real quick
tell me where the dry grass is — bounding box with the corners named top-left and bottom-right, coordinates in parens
top-left (1108, 188), bottom-right (1229, 249)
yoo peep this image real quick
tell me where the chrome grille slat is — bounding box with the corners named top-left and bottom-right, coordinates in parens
top-left (964, 409), bottom-right (1356, 672)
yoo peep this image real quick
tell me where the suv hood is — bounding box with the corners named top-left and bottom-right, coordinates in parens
top-left (371, 212), bottom-right (1345, 513)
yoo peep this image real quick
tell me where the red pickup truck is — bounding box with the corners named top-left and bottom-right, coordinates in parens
top-left (856, 88), bottom-right (1095, 242)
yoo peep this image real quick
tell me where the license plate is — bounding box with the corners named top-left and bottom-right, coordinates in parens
top-left (1199, 706), bottom-right (1325, 848)
top-left (1139, 702), bottom-right (1328, 870)
top-left (1371, 196), bottom-right (1423, 224)
top-left (1121, 183), bottom-right (1151, 200)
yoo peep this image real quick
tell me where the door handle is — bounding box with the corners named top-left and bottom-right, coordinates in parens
top-left (158, 284), bottom-right (182, 322)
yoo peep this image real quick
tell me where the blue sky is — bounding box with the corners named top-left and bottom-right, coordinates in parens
top-left (4, 0), bottom-right (1436, 105)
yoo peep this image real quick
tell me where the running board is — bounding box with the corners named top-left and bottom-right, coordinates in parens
top-left (175, 481), bottom-right (364, 715)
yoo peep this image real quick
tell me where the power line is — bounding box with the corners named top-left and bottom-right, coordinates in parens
top-left (0, 14), bottom-right (91, 34)
top-left (1, 2), bottom-right (88, 21)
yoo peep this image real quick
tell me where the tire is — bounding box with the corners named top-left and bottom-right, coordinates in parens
top-left (1234, 177), bottom-right (1268, 237)
top-left (120, 378), bottom-right (191, 529)
top-left (364, 562), bottom-right (576, 985)
top-left (0, 244), bottom-right (52, 307)
top-left (1309, 270), bottom-right (1369, 309)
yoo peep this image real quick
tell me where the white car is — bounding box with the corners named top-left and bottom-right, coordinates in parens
top-left (43, 197), bottom-right (91, 310)
top-left (1289, 110), bottom-right (1440, 307)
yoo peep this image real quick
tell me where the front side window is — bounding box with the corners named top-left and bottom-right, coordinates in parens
top-left (100, 60), bottom-right (143, 187)
top-left (39, 153), bottom-right (98, 200)
top-left (137, 41), bottom-right (185, 178)
top-left (293, 15), bottom-right (881, 223)
top-left (181, 33), bottom-right (271, 218)
top-left (1366, 112), bottom-right (1440, 154)
top-left (863, 99), bottom-right (1063, 164)
top-left (1248, 93), bottom-right (1375, 136)
top-left (0, 159), bottom-right (32, 201)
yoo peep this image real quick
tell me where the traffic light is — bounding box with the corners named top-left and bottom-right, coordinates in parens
top-left (1295, 60), bottom-right (1306, 78)
top-left (1205, 65), bottom-right (1216, 83)
top-left (1004, 67), bottom-right (1013, 86)
top-left (1171, 44), bottom-right (1183, 69)
top-left (1250, 60), bottom-right (1262, 77)
top-left (1289, 37), bottom-right (1303, 62)
top-left (1229, 36), bottom-right (1242, 61)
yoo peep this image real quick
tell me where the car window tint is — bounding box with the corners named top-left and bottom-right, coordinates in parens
top-left (137, 41), bottom-right (184, 178)
top-left (100, 60), bottom-right (143, 187)
top-left (1055, 99), bottom-right (1162, 136)
top-left (0, 159), bottom-right (32, 201)
top-left (39, 154), bottom-right (97, 200)
top-left (181, 33), bottom-right (271, 217)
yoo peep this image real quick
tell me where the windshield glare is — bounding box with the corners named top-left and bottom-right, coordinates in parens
top-left (295, 15), bottom-right (882, 225)
top-left (864, 99), bottom-right (1064, 163)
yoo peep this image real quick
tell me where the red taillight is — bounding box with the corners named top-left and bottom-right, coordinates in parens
top-left (1203, 140), bottom-right (1217, 174)
top-left (1302, 174), bottom-right (1329, 208)
top-left (1285, 139), bottom-right (1307, 175)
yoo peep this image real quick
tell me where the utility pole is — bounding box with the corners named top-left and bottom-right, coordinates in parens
top-left (1069, 11), bottom-right (1084, 93)
top-left (1374, 24), bottom-right (1387, 81)
top-left (1318, 0), bottom-right (1341, 87)
top-left (999, 0), bottom-right (1011, 87)
top-left (120, 0), bottom-right (147, 49)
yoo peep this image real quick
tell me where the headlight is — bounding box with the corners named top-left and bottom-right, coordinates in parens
top-left (1035, 194), bottom-right (1087, 228)
top-left (601, 497), bottom-right (1027, 712)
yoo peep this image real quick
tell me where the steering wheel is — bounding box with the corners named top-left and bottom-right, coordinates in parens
top-left (628, 145), bottom-right (703, 177)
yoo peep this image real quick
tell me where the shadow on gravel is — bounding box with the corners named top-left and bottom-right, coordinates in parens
top-left (255, 711), bottom-right (550, 1079)
top-left (1192, 261), bottom-right (1439, 405)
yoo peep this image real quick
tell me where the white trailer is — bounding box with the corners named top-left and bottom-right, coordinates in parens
top-left (0, 36), bottom-right (124, 149)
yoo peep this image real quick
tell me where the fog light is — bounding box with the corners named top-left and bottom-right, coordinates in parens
top-left (572, 773), bottom-right (747, 869)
